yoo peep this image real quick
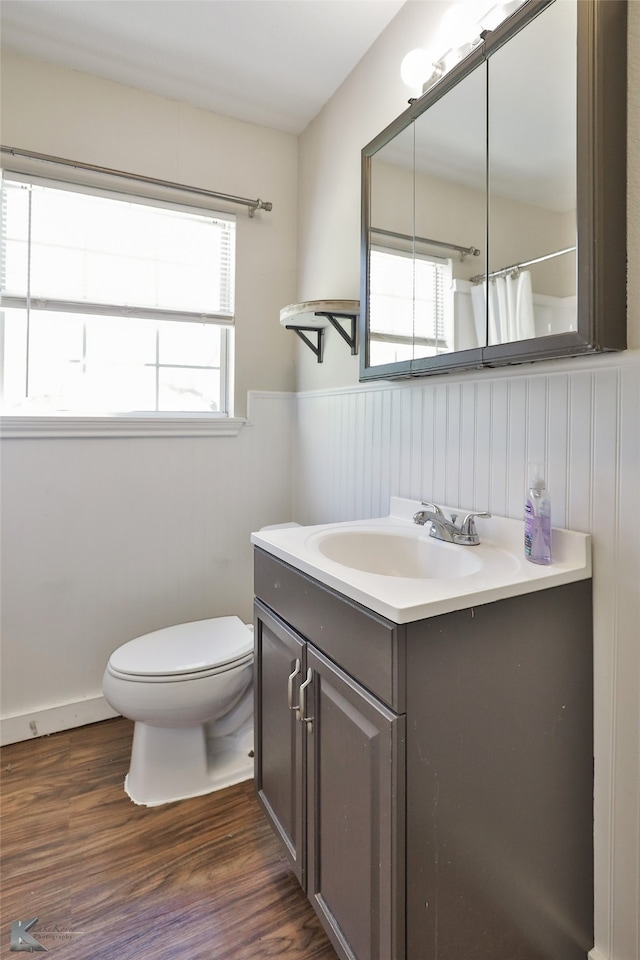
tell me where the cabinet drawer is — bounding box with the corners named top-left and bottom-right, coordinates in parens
top-left (254, 549), bottom-right (405, 712)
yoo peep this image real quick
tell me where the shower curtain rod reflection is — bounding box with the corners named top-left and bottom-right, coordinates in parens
top-left (470, 245), bottom-right (576, 284)
top-left (372, 227), bottom-right (481, 260)
top-left (0, 145), bottom-right (273, 217)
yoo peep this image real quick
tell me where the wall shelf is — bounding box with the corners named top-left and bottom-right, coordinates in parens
top-left (280, 300), bottom-right (359, 362)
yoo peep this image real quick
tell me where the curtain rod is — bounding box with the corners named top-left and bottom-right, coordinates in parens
top-left (372, 226), bottom-right (481, 260)
top-left (0, 146), bottom-right (273, 218)
top-left (470, 245), bottom-right (576, 283)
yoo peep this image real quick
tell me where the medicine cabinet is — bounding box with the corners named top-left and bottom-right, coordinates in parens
top-left (360, 0), bottom-right (627, 381)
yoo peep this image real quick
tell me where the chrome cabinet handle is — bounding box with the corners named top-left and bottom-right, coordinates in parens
top-left (298, 668), bottom-right (314, 728)
top-left (287, 658), bottom-right (301, 711)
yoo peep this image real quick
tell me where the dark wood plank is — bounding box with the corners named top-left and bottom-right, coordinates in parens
top-left (0, 718), bottom-right (338, 960)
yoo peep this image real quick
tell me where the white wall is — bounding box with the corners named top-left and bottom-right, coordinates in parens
top-left (0, 391), bottom-right (295, 742)
top-left (0, 49), bottom-right (298, 418)
top-left (0, 52), bottom-right (298, 739)
top-left (295, 4), bottom-right (640, 960)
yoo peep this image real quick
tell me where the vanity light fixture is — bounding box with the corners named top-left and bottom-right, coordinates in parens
top-left (400, 48), bottom-right (436, 89)
top-left (423, 38), bottom-right (483, 92)
top-left (400, 0), bottom-right (526, 94)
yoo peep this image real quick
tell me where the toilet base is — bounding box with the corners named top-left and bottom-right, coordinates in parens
top-left (124, 718), bottom-right (254, 806)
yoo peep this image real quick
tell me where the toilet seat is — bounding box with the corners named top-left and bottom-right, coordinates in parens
top-left (108, 616), bottom-right (253, 683)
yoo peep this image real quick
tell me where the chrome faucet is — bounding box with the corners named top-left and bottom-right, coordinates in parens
top-left (412, 501), bottom-right (491, 546)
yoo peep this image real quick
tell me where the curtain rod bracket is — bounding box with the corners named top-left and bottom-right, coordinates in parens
top-left (248, 199), bottom-right (273, 218)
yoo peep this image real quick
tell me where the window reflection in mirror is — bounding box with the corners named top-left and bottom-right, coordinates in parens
top-left (369, 123), bottom-right (417, 366)
top-left (413, 64), bottom-right (486, 356)
top-left (486, 0), bottom-right (577, 345)
top-left (367, 65), bottom-right (487, 367)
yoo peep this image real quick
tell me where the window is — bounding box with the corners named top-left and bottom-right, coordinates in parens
top-left (0, 175), bottom-right (236, 416)
top-left (368, 245), bottom-right (452, 366)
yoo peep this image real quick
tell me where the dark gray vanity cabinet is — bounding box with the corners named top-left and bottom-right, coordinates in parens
top-left (253, 548), bottom-right (593, 960)
top-left (405, 594), bottom-right (594, 960)
top-left (254, 608), bottom-right (306, 884)
top-left (254, 593), bottom-right (405, 960)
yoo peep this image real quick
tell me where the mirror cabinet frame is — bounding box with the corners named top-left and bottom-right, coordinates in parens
top-left (359, 0), bottom-right (627, 382)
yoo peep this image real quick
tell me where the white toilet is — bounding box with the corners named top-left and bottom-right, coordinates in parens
top-left (102, 615), bottom-right (254, 806)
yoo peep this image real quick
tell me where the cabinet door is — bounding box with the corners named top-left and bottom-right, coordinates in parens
top-left (305, 646), bottom-right (405, 960)
top-left (254, 601), bottom-right (306, 885)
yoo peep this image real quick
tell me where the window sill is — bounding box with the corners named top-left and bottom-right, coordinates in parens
top-left (0, 415), bottom-right (247, 439)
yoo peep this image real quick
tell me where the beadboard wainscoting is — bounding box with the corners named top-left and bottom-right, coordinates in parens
top-left (0, 391), bottom-right (295, 745)
top-left (293, 351), bottom-right (640, 960)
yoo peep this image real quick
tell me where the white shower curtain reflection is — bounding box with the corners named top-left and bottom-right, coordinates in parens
top-left (470, 283), bottom-right (486, 347)
top-left (471, 270), bottom-right (536, 345)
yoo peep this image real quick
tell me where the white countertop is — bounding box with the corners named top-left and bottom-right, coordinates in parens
top-left (251, 498), bottom-right (592, 624)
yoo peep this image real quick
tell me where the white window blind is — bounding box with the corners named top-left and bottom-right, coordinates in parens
top-left (0, 175), bottom-right (237, 415)
top-left (368, 245), bottom-right (452, 365)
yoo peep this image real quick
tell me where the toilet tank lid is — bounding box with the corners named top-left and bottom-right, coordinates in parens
top-left (109, 616), bottom-right (253, 677)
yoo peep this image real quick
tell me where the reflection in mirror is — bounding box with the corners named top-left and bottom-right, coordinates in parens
top-left (368, 66), bottom-right (486, 365)
top-left (369, 124), bottom-right (416, 366)
top-left (413, 64), bottom-right (486, 356)
top-left (485, 0), bottom-right (577, 345)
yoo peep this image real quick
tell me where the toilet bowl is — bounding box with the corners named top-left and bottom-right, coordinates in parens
top-left (102, 615), bottom-right (254, 806)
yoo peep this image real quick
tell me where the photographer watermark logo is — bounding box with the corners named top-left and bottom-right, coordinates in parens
top-left (10, 917), bottom-right (46, 952)
top-left (9, 917), bottom-right (83, 951)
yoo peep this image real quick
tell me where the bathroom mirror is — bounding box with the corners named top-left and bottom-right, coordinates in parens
top-left (486, 0), bottom-right (577, 348)
top-left (360, 0), bottom-right (627, 381)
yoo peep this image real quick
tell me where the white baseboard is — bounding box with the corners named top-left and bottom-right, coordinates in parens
top-left (0, 696), bottom-right (120, 746)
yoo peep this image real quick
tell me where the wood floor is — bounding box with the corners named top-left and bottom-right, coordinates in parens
top-left (0, 717), bottom-right (339, 960)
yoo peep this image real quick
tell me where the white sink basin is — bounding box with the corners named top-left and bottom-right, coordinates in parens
top-left (251, 498), bottom-right (592, 623)
top-left (312, 529), bottom-right (482, 579)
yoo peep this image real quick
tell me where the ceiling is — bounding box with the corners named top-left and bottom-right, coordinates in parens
top-left (0, 0), bottom-right (406, 134)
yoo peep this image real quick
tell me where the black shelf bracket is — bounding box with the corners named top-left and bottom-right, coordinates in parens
top-left (281, 301), bottom-right (359, 362)
top-left (286, 325), bottom-right (325, 363)
top-left (315, 311), bottom-right (358, 355)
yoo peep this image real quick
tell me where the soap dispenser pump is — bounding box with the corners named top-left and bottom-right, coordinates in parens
top-left (525, 462), bottom-right (552, 565)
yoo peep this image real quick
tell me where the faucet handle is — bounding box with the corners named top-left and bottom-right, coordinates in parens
top-left (420, 501), bottom-right (446, 519)
top-left (460, 511), bottom-right (491, 535)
